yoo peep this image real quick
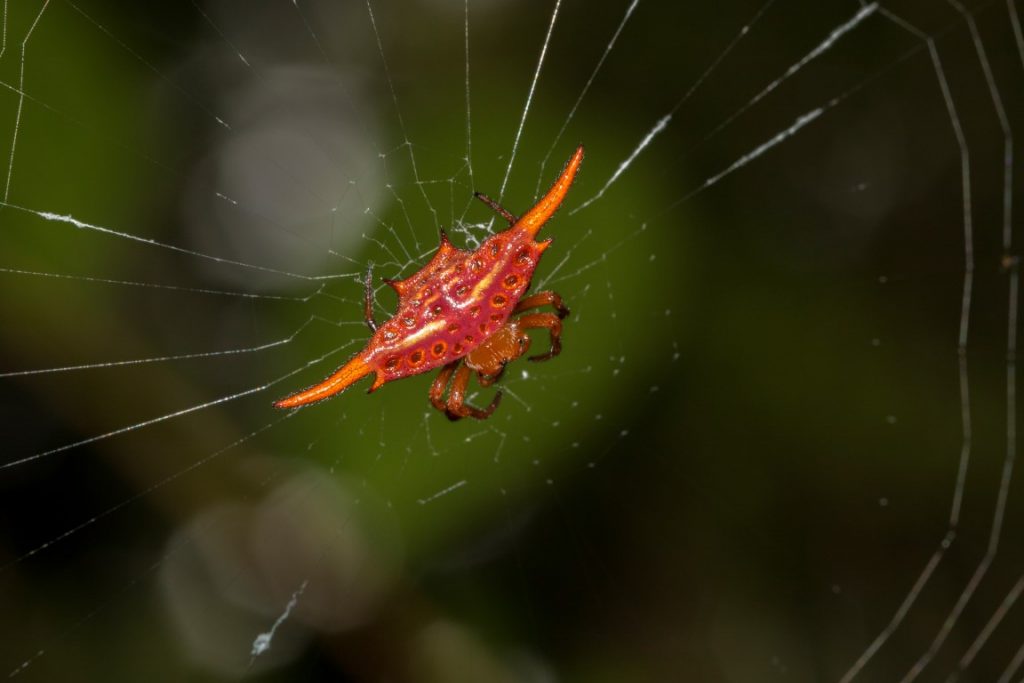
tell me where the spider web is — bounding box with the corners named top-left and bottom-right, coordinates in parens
top-left (1, 0), bottom-right (1022, 680)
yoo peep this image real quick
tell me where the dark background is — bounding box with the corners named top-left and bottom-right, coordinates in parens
top-left (1, 0), bottom-right (1022, 680)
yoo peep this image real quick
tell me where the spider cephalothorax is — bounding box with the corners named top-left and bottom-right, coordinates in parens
top-left (274, 145), bottom-right (583, 420)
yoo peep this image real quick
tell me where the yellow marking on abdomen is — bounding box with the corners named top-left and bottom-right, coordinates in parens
top-left (467, 255), bottom-right (511, 303)
top-left (390, 319), bottom-right (447, 350)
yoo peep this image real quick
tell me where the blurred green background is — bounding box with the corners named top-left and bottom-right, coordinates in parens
top-left (1, 0), bottom-right (1023, 681)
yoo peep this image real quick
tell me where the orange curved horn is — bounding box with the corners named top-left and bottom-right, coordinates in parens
top-left (274, 354), bottom-right (373, 409)
top-left (518, 144), bottom-right (584, 239)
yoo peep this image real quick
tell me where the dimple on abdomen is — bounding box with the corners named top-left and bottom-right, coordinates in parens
top-left (369, 234), bottom-right (541, 381)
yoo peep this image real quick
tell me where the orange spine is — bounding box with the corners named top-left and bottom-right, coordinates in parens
top-left (518, 144), bottom-right (584, 239)
top-left (273, 354), bottom-right (373, 408)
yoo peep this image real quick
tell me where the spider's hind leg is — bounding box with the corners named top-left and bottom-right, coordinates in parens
top-left (474, 192), bottom-right (518, 226)
top-left (429, 361), bottom-right (460, 414)
top-left (363, 264), bottom-right (379, 333)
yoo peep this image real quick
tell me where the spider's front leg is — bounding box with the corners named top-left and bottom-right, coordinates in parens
top-left (477, 364), bottom-right (508, 388)
top-left (513, 290), bottom-right (570, 319)
top-left (446, 364), bottom-right (502, 421)
top-left (517, 312), bottom-right (563, 362)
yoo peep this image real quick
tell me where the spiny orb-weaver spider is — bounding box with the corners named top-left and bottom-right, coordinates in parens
top-left (274, 145), bottom-right (584, 420)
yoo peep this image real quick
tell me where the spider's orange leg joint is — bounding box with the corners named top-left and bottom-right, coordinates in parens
top-left (517, 144), bottom-right (584, 239)
top-left (273, 353), bottom-right (374, 409)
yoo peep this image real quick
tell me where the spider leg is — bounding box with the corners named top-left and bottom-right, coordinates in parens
top-left (363, 263), bottom-right (378, 333)
top-left (429, 360), bottom-right (460, 414)
top-left (517, 312), bottom-right (563, 362)
top-left (513, 290), bottom-right (570, 319)
top-left (477, 364), bottom-right (506, 388)
top-left (446, 363), bottom-right (503, 421)
top-left (474, 192), bottom-right (518, 226)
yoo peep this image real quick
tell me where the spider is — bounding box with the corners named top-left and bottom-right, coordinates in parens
top-left (274, 145), bottom-right (583, 420)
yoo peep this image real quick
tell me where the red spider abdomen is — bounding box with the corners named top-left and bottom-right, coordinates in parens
top-left (363, 228), bottom-right (547, 388)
